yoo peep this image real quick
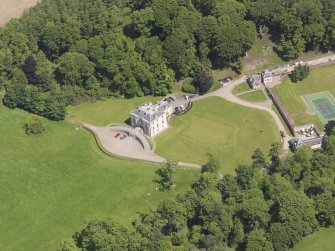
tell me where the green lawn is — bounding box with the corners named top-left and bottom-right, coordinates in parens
top-left (0, 105), bottom-right (199, 251)
top-left (68, 96), bottom-right (161, 126)
top-left (233, 82), bottom-right (251, 94)
top-left (292, 113), bottom-right (324, 131)
top-left (155, 97), bottom-right (281, 174)
top-left (292, 227), bottom-right (335, 251)
top-left (238, 90), bottom-right (268, 102)
top-left (275, 64), bottom-right (335, 114)
top-left (272, 105), bottom-right (293, 137)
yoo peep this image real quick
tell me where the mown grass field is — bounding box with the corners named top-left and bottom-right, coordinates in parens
top-left (291, 227), bottom-right (335, 251)
top-left (0, 105), bottom-right (199, 251)
top-left (238, 90), bottom-right (268, 102)
top-left (68, 96), bottom-right (161, 126)
top-left (155, 97), bottom-right (281, 174)
top-left (275, 64), bottom-right (335, 114)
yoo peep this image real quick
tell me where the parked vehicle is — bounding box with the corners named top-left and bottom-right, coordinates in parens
top-left (114, 132), bottom-right (120, 138)
top-left (180, 105), bottom-right (185, 111)
top-left (120, 134), bottom-right (127, 140)
top-left (219, 76), bottom-right (232, 83)
top-left (168, 95), bottom-right (177, 101)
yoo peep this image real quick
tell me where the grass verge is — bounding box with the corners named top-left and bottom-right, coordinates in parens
top-left (238, 90), bottom-right (268, 102)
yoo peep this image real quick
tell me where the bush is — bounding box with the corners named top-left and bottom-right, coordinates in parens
top-left (24, 115), bottom-right (46, 135)
top-left (193, 70), bottom-right (213, 95)
top-left (182, 78), bottom-right (197, 94)
top-left (290, 64), bottom-right (310, 83)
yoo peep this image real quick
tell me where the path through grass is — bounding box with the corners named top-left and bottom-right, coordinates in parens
top-left (0, 106), bottom-right (198, 250)
top-left (238, 90), bottom-right (268, 102)
top-left (155, 97), bottom-right (281, 174)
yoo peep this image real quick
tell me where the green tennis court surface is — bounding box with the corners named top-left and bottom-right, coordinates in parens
top-left (304, 91), bottom-right (335, 125)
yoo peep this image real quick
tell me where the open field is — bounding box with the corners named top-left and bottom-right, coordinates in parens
top-left (238, 90), bottom-right (268, 102)
top-left (68, 96), bottom-right (161, 126)
top-left (0, 105), bottom-right (199, 250)
top-left (291, 227), bottom-right (335, 251)
top-left (0, 0), bottom-right (40, 26)
top-left (292, 113), bottom-right (324, 131)
top-left (155, 97), bottom-right (281, 174)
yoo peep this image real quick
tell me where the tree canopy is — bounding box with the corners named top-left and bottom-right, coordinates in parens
top-left (1, 0), bottom-right (335, 119)
top-left (62, 137), bottom-right (335, 250)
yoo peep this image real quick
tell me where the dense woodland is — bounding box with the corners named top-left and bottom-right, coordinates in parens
top-left (0, 0), bottom-right (335, 119)
top-left (60, 134), bottom-right (335, 251)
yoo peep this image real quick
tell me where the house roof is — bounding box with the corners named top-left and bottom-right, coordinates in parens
top-left (289, 137), bottom-right (323, 148)
top-left (131, 101), bottom-right (171, 123)
top-left (262, 70), bottom-right (272, 79)
top-left (247, 74), bottom-right (262, 86)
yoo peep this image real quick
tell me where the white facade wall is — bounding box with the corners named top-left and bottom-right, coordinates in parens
top-left (263, 77), bottom-right (273, 84)
top-left (130, 107), bottom-right (171, 137)
top-left (149, 114), bottom-right (168, 137)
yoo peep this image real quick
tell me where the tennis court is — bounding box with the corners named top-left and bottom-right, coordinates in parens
top-left (304, 91), bottom-right (335, 125)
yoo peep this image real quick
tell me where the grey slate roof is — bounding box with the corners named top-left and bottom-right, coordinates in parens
top-left (247, 74), bottom-right (262, 87)
top-left (131, 101), bottom-right (171, 122)
top-left (262, 70), bottom-right (272, 79)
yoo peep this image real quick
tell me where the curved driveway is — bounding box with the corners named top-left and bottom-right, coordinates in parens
top-left (78, 54), bottom-right (335, 164)
top-left (193, 76), bottom-right (290, 150)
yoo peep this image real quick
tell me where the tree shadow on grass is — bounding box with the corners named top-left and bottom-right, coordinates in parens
top-left (324, 120), bottom-right (335, 136)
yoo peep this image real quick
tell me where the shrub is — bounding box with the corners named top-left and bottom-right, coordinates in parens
top-left (290, 64), bottom-right (310, 83)
top-left (182, 78), bottom-right (197, 94)
top-left (193, 70), bottom-right (213, 94)
top-left (24, 115), bottom-right (46, 135)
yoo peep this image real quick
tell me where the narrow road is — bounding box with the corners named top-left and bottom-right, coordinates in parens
top-left (76, 53), bottom-right (335, 165)
top-left (193, 76), bottom-right (290, 150)
top-left (192, 54), bottom-right (335, 151)
top-left (82, 121), bottom-right (202, 169)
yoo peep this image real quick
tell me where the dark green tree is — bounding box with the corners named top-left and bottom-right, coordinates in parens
top-left (24, 115), bottom-right (46, 135)
top-left (290, 64), bottom-right (310, 83)
top-left (193, 70), bottom-right (213, 95)
top-left (246, 229), bottom-right (274, 251)
top-left (202, 154), bottom-right (220, 174)
top-left (155, 160), bottom-right (176, 190)
top-left (74, 218), bottom-right (131, 250)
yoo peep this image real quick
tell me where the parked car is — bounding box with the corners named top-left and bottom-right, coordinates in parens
top-left (219, 76), bottom-right (231, 83)
top-left (120, 134), bottom-right (127, 140)
top-left (180, 104), bottom-right (185, 111)
top-left (114, 132), bottom-right (120, 138)
top-left (168, 95), bottom-right (177, 101)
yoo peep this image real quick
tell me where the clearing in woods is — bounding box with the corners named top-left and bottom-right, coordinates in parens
top-left (0, 0), bottom-right (40, 26)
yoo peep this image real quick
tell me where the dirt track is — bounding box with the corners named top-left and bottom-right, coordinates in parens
top-left (0, 0), bottom-right (40, 26)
